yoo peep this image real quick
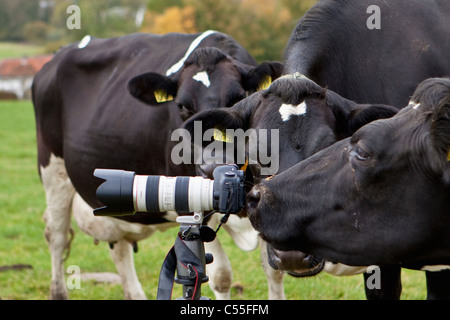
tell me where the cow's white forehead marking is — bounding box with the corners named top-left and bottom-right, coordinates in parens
top-left (78, 35), bottom-right (91, 49)
top-left (193, 71), bottom-right (211, 88)
top-left (279, 102), bottom-right (307, 122)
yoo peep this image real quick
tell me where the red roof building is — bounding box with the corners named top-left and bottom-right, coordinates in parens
top-left (0, 55), bottom-right (53, 99)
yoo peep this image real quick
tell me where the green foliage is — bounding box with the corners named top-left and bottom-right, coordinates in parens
top-left (143, 0), bottom-right (318, 62)
top-left (147, 0), bottom-right (184, 13)
top-left (0, 0), bottom-right (317, 61)
top-left (0, 0), bottom-right (44, 41)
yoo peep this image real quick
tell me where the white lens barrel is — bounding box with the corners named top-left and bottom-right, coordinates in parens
top-left (133, 175), bottom-right (149, 212)
top-left (188, 177), bottom-right (214, 213)
top-left (132, 175), bottom-right (214, 213)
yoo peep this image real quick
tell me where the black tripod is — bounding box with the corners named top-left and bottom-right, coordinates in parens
top-left (157, 212), bottom-right (215, 300)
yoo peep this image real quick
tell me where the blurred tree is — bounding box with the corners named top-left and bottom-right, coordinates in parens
top-left (0, 0), bottom-right (42, 41)
top-left (185, 0), bottom-right (300, 61)
top-left (22, 21), bottom-right (49, 44)
top-left (281, 0), bottom-right (318, 21)
top-left (139, 0), bottom-right (318, 62)
top-left (141, 6), bottom-right (197, 34)
top-left (147, 0), bottom-right (183, 13)
top-left (0, 0), bottom-right (317, 61)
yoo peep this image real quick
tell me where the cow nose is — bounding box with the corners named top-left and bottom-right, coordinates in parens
top-left (247, 187), bottom-right (261, 210)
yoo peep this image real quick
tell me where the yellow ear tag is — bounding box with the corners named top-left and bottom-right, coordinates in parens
top-left (213, 128), bottom-right (232, 143)
top-left (257, 75), bottom-right (272, 91)
top-left (447, 150), bottom-right (450, 162)
top-left (154, 90), bottom-right (174, 103)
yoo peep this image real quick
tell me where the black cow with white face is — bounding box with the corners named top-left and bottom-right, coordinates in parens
top-left (247, 77), bottom-right (450, 276)
top-left (32, 31), bottom-right (282, 300)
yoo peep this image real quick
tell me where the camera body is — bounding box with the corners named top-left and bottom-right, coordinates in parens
top-left (212, 165), bottom-right (245, 214)
top-left (93, 165), bottom-right (245, 216)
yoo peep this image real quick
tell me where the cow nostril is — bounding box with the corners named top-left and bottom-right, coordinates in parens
top-left (247, 187), bottom-right (261, 210)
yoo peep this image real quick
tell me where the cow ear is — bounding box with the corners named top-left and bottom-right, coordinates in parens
top-left (346, 105), bottom-right (398, 134)
top-left (183, 97), bottom-right (254, 143)
top-left (330, 101), bottom-right (398, 139)
top-left (430, 95), bottom-right (450, 183)
top-left (240, 61), bottom-right (284, 92)
top-left (128, 72), bottom-right (177, 105)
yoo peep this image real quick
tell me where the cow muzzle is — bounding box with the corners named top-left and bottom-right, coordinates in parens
top-left (266, 243), bottom-right (324, 277)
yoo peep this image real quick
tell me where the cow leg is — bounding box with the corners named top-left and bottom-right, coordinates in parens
top-left (40, 154), bottom-right (76, 300)
top-left (364, 265), bottom-right (402, 300)
top-left (203, 214), bottom-right (232, 300)
top-left (259, 240), bottom-right (286, 300)
top-left (109, 239), bottom-right (147, 300)
top-left (71, 193), bottom-right (147, 300)
top-left (204, 236), bottom-right (233, 300)
top-left (425, 270), bottom-right (450, 300)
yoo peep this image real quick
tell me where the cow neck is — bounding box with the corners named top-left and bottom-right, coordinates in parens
top-left (165, 30), bottom-right (217, 76)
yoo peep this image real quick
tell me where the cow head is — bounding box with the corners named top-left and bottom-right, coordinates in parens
top-left (127, 47), bottom-right (283, 121)
top-left (247, 77), bottom-right (450, 268)
top-left (184, 74), bottom-right (397, 181)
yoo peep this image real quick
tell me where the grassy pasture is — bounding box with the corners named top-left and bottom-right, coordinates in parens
top-left (0, 42), bottom-right (45, 59)
top-left (0, 100), bottom-right (427, 300)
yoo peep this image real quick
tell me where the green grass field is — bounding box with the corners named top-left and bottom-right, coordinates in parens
top-left (0, 100), bottom-right (427, 300)
top-left (0, 42), bottom-right (45, 59)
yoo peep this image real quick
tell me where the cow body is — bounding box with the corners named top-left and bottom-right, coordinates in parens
top-left (247, 77), bottom-right (450, 271)
top-left (33, 31), bottom-right (283, 299)
top-left (277, 0), bottom-right (450, 299)
top-left (286, 0), bottom-right (450, 109)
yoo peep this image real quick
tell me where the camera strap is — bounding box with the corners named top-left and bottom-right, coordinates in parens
top-left (157, 233), bottom-right (205, 300)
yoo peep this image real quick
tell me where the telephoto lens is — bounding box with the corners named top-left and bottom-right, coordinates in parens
top-left (93, 170), bottom-right (214, 216)
top-left (93, 165), bottom-right (245, 216)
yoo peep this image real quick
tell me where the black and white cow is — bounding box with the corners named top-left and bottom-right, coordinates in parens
top-left (247, 77), bottom-right (450, 291)
top-left (285, 0), bottom-right (450, 109)
top-left (276, 0), bottom-right (450, 299)
top-left (32, 31), bottom-right (283, 299)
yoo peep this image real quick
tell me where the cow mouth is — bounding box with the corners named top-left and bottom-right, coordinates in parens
top-left (266, 243), bottom-right (324, 277)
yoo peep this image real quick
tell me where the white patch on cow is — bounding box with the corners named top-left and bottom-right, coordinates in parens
top-left (78, 35), bottom-right (91, 49)
top-left (420, 265), bottom-right (450, 272)
top-left (278, 73), bottom-right (311, 81)
top-left (324, 262), bottom-right (368, 276)
top-left (407, 100), bottom-right (421, 110)
top-left (72, 193), bottom-right (175, 243)
top-left (222, 214), bottom-right (259, 251)
top-left (279, 101), bottom-right (307, 122)
top-left (166, 30), bottom-right (217, 76)
top-left (193, 71), bottom-right (211, 88)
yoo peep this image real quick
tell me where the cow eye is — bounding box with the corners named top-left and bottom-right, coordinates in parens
top-left (351, 144), bottom-right (371, 162)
